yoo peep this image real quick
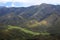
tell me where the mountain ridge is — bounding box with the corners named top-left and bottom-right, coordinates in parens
top-left (0, 3), bottom-right (60, 32)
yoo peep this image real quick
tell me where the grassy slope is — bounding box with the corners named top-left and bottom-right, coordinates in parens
top-left (8, 25), bottom-right (40, 35)
top-left (7, 25), bottom-right (49, 36)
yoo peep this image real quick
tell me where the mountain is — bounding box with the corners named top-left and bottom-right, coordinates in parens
top-left (0, 3), bottom-right (60, 32)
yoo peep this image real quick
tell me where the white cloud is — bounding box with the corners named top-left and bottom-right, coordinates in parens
top-left (0, 0), bottom-right (32, 3)
top-left (0, 0), bottom-right (60, 7)
top-left (0, 0), bottom-right (60, 4)
top-left (0, 0), bottom-right (11, 3)
top-left (0, 0), bottom-right (41, 7)
top-left (0, 0), bottom-right (41, 4)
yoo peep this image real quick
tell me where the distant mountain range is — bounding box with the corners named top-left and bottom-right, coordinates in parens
top-left (0, 3), bottom-right (60, 32)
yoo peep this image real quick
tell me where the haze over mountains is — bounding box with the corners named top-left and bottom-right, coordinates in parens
top-left (0, 3), bottom-right (60, 32)
top-left (0, 2), bottom-right (25, 7)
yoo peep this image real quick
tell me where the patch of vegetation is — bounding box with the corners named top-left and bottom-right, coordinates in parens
top-left (8, 25), bottom-right (40, 35)
top-left (0, 24), bottom-right (60, 40)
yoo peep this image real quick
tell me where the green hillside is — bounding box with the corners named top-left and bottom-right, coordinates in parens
top-left (8, 25), bottom-right (40, 35)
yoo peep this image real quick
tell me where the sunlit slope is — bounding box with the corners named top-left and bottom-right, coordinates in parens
top-left (26, 20), bottom-right (48, 28)
top-left (8, 25), bottom-right (40, 35)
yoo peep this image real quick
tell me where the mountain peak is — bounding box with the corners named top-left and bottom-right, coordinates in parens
top-left (40, 3), bottom-right (48, 5)
top-left (40, 3), bottom-right (53, 7)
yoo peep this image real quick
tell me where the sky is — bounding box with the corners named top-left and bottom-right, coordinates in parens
top-left (0, 0), bottom-right (60, 7)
